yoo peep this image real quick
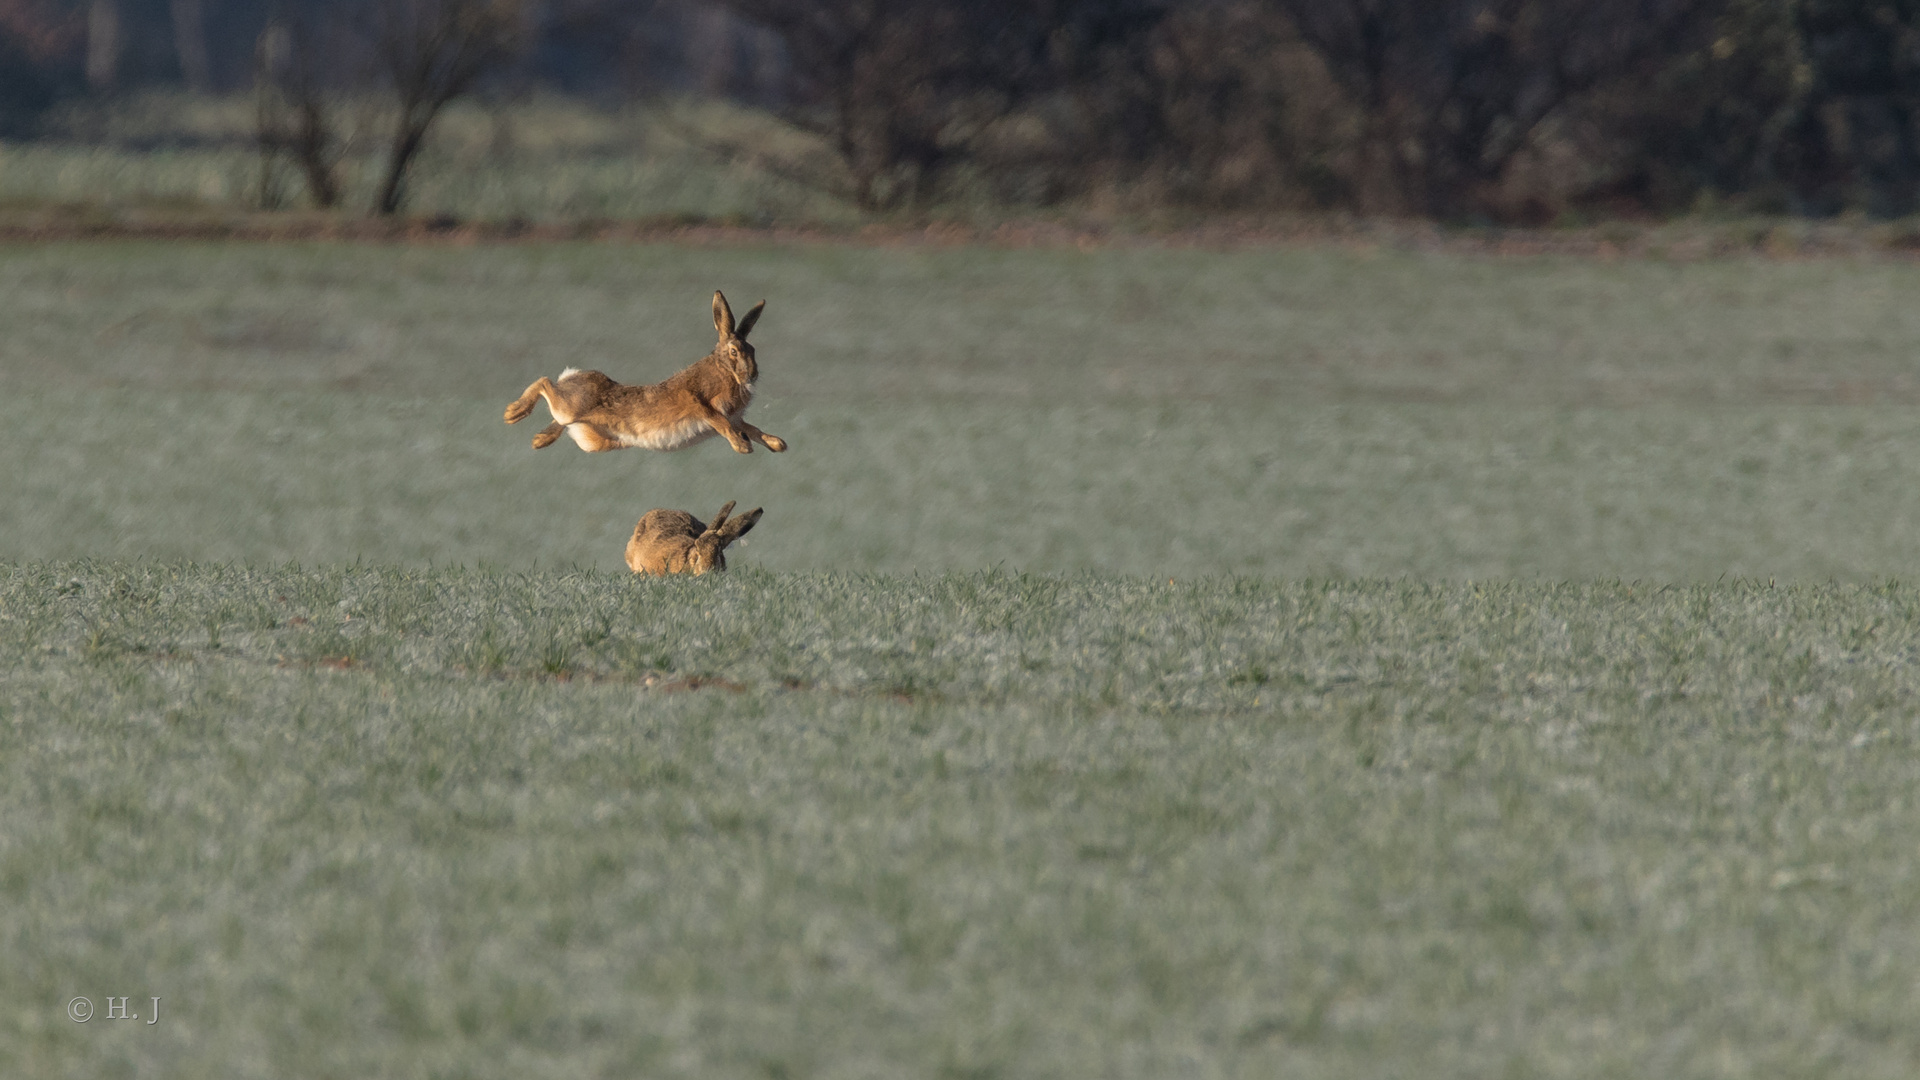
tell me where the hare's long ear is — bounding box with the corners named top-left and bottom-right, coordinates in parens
top-left (706, 501), bottom-right (738, 534)
top-left (733, 300), bottom-right (765, 341)
top-left (712, 291), bottom-right (735, 339)
top-left (721, 507), bottom-right (763, 544)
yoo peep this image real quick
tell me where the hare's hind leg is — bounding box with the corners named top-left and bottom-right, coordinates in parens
top-left (504, 377), bottom-right (561, 425)
top-left (737, 419), bottom-right (786, 453)
top-left (568, 423), bottom-right (624, 452)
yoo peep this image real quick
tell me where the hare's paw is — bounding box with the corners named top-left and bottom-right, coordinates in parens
top-left (532, 423), bottom-right (564, 449)
top-left (730, 438), bottom-right (754, 454)
top-left (504, 399), bottom-right (536, 424)
top-left (762, 434), bottom-right (787, 452)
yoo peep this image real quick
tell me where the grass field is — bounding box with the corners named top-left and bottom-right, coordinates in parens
top-left (7, 563), bottom-right (1920, 1078)
top-left (7, 238), bottom-right (1920, 1077)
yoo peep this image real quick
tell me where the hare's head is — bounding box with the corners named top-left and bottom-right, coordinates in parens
top-left (711, 291), bottom-right (765, 387)
top-left (688, 500), bottom-right (765, 575)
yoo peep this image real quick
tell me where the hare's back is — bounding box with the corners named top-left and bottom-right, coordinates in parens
top-left (632, 509), bottom-right (704, 543)
top-left (593, 379), bottom-right (684, 416)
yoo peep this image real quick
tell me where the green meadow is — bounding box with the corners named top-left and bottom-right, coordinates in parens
top-left (5, 239), bottom-right (1920, 1078)
top-left (7, 240), bottom-right (1920, 577)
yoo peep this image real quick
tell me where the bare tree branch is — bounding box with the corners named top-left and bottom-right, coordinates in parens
top-left (372, 0), bottom-right (525, 215)
top-left (254, 16), bottom-right (351, 209)
top-left (718, 0), bottom-right (1052, 209)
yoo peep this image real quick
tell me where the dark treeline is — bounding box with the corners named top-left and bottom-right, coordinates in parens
top-left (4, 0), bottom-right (1920, 221)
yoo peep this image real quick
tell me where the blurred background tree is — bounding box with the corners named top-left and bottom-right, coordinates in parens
top-left (710, 0), bottom-right (1066, 209)
top-left (1782, 0), bottom-right (1920, 216)
top-left (5, 0), bottom-right (1920, 221)
top-left (0, 0), bottom-right (84, 136)
top-left (1273, 0), bottom-right (1723, 218)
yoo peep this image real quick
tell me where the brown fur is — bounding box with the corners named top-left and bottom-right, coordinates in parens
top-left (625, 501), bottom-right (764, 576)
top-left (504, 291), bottom-right (787, 454)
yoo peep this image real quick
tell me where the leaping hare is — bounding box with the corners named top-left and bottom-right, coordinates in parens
top-left (626, 501), bottom-right (764, 576)
top-left (504, 291), bottom-right (787, 454)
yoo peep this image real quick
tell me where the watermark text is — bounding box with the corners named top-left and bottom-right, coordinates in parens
top-left (68, 997), bottom-right (160, 1025)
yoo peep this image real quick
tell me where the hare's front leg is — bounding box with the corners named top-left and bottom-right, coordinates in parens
top-left (531, 422), bottom-right (566, 449)
top-left (737, 419), bottom-right (786, 453)
top-left (695, 403), bottom-right (755, 453)
top-left (503, 377), bottom-right (558, 424)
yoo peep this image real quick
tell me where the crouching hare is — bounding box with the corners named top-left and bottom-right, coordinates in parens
top-left (626, 501), bottom-right (764, 576)
top-left (505, 290), bottom-right (787, 455)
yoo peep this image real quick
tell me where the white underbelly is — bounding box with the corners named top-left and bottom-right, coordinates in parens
top-left (615, 416), bottom-right (717, 451)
